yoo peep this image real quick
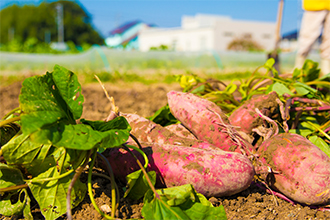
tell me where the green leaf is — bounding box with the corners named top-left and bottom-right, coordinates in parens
top-left (293, 82), bottom-right (317, 96)
top-left (19, 72), bottom-right (63, 134)
top-left (289, 129), bottom-right (313, 138)
top-left (264, 58), bottom-right (278, 77)
top-left (264, 58), bottom-right (275, 69)
top-left (272, 82), bottom-right (294, 96)
top-left (19, 65), bottom-right (84, 135)
top-left (30, 122), bottom-right (129, 150)
top-left (124, 170), bottom-right (156, 200)
top-left (22, 189), bottom-right (33, 220)
top-left (0, 163), bottom-right (25, 188)
top-left (179, 75), bottom-right (198, 91)
top-left (2, 134), bottom-right (54, 176)
top-left (224, 82), bottom-right (237, 94)
top-left (301, 59), bottom-right (320, 82)
top-left (80, 116), bottom-right (131, 132)
top-left (51, 65), bottom-right (84, 120)
top-left (147, 105), bottom-right (178, 126)
top-left (141, 184), bottom-right (227, 220)
top-left (28, 162), bottom-right (86, 219)
top-left (0, 165), bottom-right (28, 217)
top-left (292, 68), bottom-right (301, 80)
top-left (191, 85), bottom-right (206, 94)
top-left (0, 122), bottom-right (20, 146)
top-left (0, 189), bottom-right (30, 216)
top-left (309, 135), bottom-right (330, 158)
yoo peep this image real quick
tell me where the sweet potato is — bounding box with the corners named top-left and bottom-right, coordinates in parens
top-left (165, 123), bottom-right (196, 140)
top-left (167, 91), bottom-right (255, 154)
top-left (229, 91), bottom-right (279, 135)
top-left (122, 113), bottom-right (198, 146)
top-left (105, 141), bottom-right (255, 197)
top-left (257, 133), bottom-right (330, 205)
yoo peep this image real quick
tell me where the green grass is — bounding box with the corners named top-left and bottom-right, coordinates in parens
top-left (77, 68), bottom-right (258, 86)
top-left (0, 74), bottom-right (30, 86)
top-left (0, 67), bottom-right (258, 88)
top-left (80, 70), bottom-right (179, 85)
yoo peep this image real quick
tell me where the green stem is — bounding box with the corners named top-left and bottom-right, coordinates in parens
top-left (97, 152), bottom-right (119, 219)
top-left (26, 169), bottom-right (74, 183)
top-left (0, 116), bottom-right (21, 128)
top-left (320, 120), bottom-right (330, 131)
top-left (92, 172), bottom-right (112, 181)
top-left (0, 184), bottom-right (28, 193)
top-left (305, 121), bottom-right (330, 141)
top-left (129, 133), bottom-right (143, 150)
top-left (122, 144), bottom-right (160, 199)
top-left (125, 145), bottom-right (149, 169)
top-left (2, 107), bottom-right (21, 120)
top-left (306, 81), bottom-right (330, 87)
top-left (88, 150), bottom-right (115, 219)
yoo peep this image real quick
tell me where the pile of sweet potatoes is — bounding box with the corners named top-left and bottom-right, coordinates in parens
top-left (108, 90), bottom-right (330, 206)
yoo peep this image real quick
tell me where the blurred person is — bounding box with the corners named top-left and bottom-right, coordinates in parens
top-left (295, 0), bottom-right (330, 75)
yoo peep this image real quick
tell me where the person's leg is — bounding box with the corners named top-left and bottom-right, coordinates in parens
top-left (320, 11), bottom-right (330, 75)
top-left (295, 10), bottom-right (328, 69)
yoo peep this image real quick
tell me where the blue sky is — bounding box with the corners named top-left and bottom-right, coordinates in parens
top-left (1, 0), bottom-right (304, 37)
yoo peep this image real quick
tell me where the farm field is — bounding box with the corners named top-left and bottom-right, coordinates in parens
top-left (1, 61), bottom-right (330, 219)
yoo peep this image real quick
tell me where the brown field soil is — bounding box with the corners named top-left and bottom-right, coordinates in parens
top-left (1, 80), bottom-right (330, 220)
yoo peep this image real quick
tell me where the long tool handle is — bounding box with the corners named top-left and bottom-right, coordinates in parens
top-left (274, 0), bottom-right (284, 50)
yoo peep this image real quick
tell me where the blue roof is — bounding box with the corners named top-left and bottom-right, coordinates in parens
top-left (109, 20), bottom-right (142, 35)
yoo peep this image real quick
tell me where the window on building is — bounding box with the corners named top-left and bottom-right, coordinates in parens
top-left (243, 33), bottom-right (252, 39)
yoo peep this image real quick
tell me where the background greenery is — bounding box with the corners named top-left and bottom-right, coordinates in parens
top-left (0, 1), bottom-right (104, 53)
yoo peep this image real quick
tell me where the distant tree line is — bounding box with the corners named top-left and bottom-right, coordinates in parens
top-left (0, 0), bottom-right (104, 52)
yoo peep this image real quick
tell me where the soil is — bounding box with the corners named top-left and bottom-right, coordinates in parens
top-left (1, 80), bottom-right (330, 220)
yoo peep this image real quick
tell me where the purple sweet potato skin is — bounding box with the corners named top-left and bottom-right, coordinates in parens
top-left (167, 91), bottom-right (252, 154)
top-left (229, 91), bottom-right (279, 134)
top-left (257, 133), bottom-right (330, 205)
top-left (106, 142), bottom-right (255, 197)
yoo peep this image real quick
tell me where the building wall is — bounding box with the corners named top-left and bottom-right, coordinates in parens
top-left (213, 19), bottom-right (276, 51)
top-left (139, 14), bottom-right (276, 52)
top-left (139, 27), bottom-right (214, 52)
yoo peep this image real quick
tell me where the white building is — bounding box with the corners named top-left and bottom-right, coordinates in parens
top-left (139, 14), bottom-right (276, 52)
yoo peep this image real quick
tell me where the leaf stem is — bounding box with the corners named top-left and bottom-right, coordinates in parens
top-left (306, 81), bottom-right (330, 87)
top-left (305, 121), bottom-right (330, 141)
top-left (97, 152), bottom-right (119, 219)
top-left (87, 150), bottom-right (116, 219)
top-left (0, 116), bottom-right (21, 128)
top-left (0, 184), bottom-right (28, 193)
top-left (66, 150), bottom-right (91, 220)
top-left (125, 145), bottom-right (149, 169)
top-left (129, 133), bottom-right (143, 150)
top-left (2, 107), bottom-right (21, 120)
top-left (122, 144), bottom-right (160, 199)
top-left (26, 169), bottom-right (74, 183)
